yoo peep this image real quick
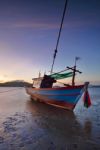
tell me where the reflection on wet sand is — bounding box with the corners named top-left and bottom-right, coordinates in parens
top-left (25, 100), bottom-right (94, 150)
top-left (0, 87), bottom-right (100, 150)
top-left (26, 100), bottom-right (80, 134)
top-left (25, 99), bottom-right (100, 150)
top-left (83, 120), bottom-right (92, 138)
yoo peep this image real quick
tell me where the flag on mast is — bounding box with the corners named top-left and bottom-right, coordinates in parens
top-left (75, 57), bottom-right (80, 61)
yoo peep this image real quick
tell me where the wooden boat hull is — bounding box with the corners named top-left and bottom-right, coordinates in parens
top-left (26, 85), bottom-right (85, 111)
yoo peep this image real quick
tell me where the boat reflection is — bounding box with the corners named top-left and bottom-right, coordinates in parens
top-left (26, 100), bottom-right (83, 137)
top-left (83, 120), bottom-right (92, 138)
top-left (25, 99), bottom-right (94, 149)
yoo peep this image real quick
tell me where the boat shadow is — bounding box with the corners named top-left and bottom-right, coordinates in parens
top-left (26, 99), bottom-right (84, 138)
top-left (25, 99), bottom-right (94, 149)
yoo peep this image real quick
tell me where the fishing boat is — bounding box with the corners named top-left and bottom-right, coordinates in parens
top-left (26, 0), bottom-right (91, 111)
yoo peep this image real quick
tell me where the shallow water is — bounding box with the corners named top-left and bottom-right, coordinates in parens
top-left (0, 87), bottom-right (100, 150)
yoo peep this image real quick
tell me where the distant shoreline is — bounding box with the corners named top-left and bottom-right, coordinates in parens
top-left (89, 85), bottom-right (100, 88)
top-left (0, 80), bottom-right (32, 87)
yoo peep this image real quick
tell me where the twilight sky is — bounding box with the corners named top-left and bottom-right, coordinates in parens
top-left (0, 0), bottom-right (100, 84)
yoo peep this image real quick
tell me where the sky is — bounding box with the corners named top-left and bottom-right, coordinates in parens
top-left (0, 0), bottom-right (100, 85)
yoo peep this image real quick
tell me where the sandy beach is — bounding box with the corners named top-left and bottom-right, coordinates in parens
top-left (0, 87), bottom-right (100, 150)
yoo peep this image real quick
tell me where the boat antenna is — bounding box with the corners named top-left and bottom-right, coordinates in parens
top-left (50, 0), bottom-right (68, 74)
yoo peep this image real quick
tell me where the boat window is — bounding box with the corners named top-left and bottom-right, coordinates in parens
top-left (32, 77), bottom-right (43, 88)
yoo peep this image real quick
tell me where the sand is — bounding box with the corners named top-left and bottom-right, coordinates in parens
top-left (0, 87), bottom-right (100, 150)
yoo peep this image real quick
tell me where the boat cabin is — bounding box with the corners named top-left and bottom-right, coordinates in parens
top-left (40, 75), bottom-right (56, 88)
top-left (32, 77), bottom-right (43, 88)
top-left (32, 75), bottom-right (56, 88)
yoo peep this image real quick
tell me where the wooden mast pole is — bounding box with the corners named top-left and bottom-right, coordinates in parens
top-left (72, 57), bottom-right (77, 86)
top-left (72, 65), bottom-right (76, 86)
top-left (67, 57), bottom-right (82, 86)
top-left (50, 0), bottom-right (68, 74)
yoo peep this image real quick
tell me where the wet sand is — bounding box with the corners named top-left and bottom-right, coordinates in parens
top-left (0, 87), bottom-right (100, 150)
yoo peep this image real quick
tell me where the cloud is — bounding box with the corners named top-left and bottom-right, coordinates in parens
top-left (0, 17), bottom-right (99, 31)
top-left (0, 20), bottom-right (59, 30)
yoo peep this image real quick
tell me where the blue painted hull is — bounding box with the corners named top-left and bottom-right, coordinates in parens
top-left (26, 85), bottom-right (84, 111)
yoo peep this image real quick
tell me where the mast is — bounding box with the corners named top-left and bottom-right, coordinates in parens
top-left (67, 57), bottom-right (82, 86)
top-left (50, 0), bottom-right (68, 74)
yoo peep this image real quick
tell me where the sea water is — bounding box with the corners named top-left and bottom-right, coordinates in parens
top-left (0, 87), bottom-right (100, 150)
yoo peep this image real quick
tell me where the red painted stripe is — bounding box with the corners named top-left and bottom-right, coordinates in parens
top-left (28, 92), bottom-right (78, 104)
top-left (30, 94), bottom-right (76, 110)
top-left (31, 96), bottom-right (75, 110)
top-left (26, 87), bottom-right (81, 110)
top-left (26, 89), bottom-right (82, 100)
top-left (28, 85), bottom-right (84, 91)
top-left (46, 100), bottom-right (75, 107)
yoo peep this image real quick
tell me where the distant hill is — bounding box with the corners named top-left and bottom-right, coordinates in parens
top-left (0, 80), bottom-right (32, 87)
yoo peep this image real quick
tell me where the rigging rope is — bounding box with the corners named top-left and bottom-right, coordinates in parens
top-left (50, 0), bottom-right (68, 74)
